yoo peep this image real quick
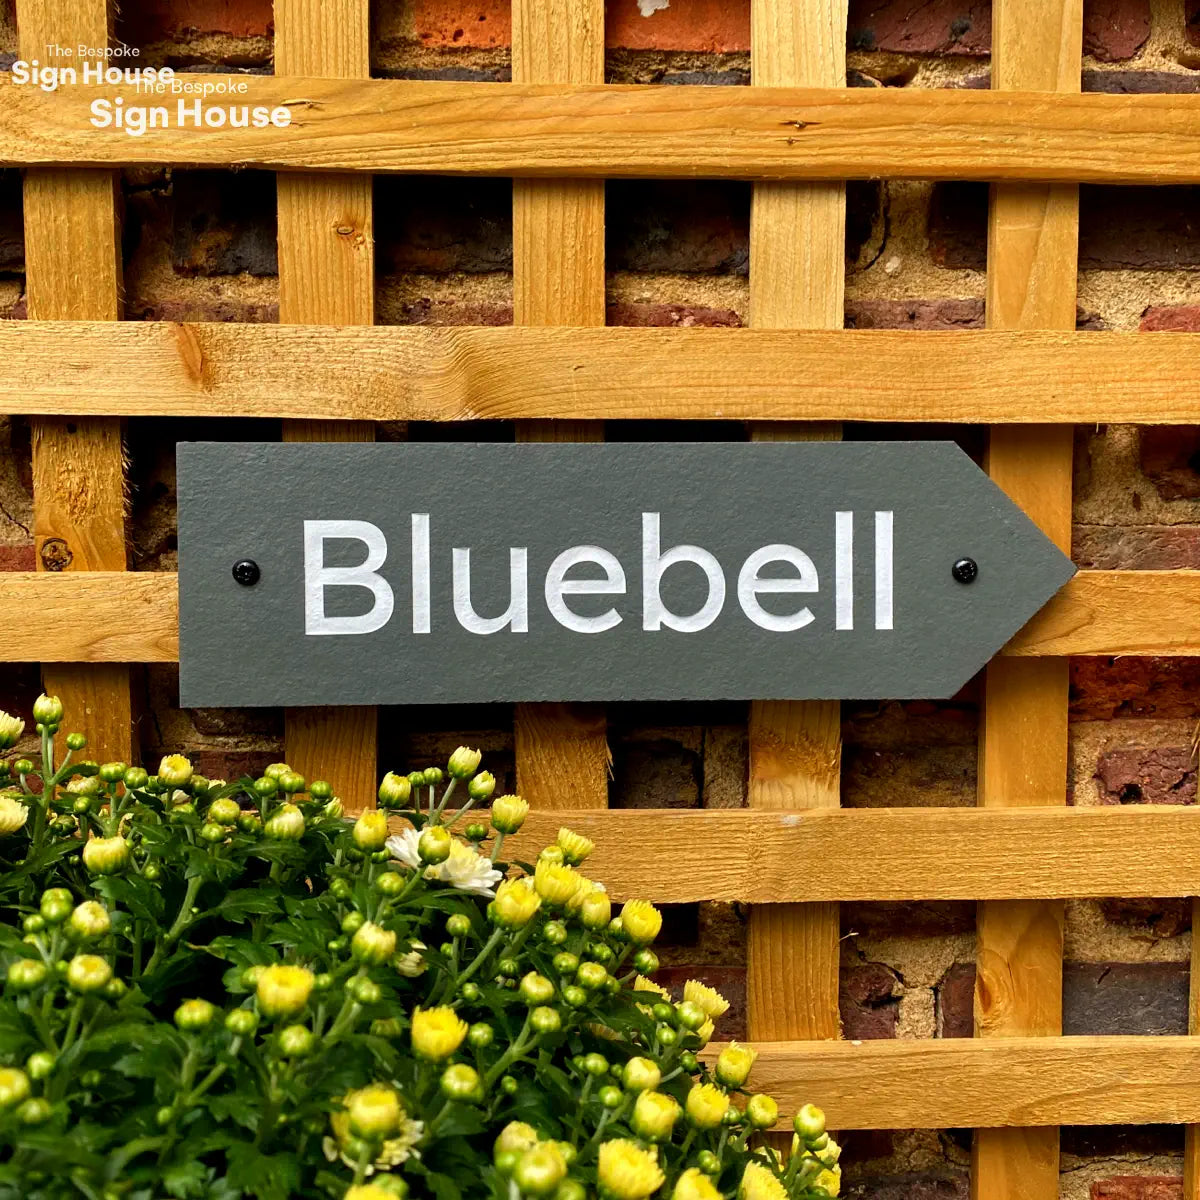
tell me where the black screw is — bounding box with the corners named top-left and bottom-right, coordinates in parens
top-left (232, 559), bottom-right (260, 587)
top-left (952, 557), bottom-right (978, 584)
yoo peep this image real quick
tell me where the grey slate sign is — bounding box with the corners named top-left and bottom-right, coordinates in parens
top-left (177, 442), bottom-right (1076, 707)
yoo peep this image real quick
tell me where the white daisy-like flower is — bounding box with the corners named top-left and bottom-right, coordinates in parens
top-left (424, 839), bottom-right (503, 897)
top-left (386, 827), bottom-right (502, 897)
top-left (385, 827), bottom-right (422, 869)
top-left (324, 1115), bottom-right (424, 1173)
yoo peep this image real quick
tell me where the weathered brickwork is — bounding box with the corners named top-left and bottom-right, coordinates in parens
top-left (2, 0), bottom-right (1200, 1194)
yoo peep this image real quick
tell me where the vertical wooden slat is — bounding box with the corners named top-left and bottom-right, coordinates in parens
top-left (745, 0), bottom-right (847, 1047)
top-left (19, 0), bottom-right (130, 762)
top-left (511, 0), bottom-right (609, 809)
top-left (973, 2), bottom-right (1081, 1198)
top-left (1186, 897), bottom-right (1200, 1200)
top-left (276, 0), bottom-right (377, 812)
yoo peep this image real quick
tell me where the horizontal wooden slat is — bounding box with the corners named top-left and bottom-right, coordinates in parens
top-left (434, 806), bottom-right (1200, 901)
top-left (4, 79), bottom-right (1200, 182)
top-left (5, 571), bottom-right (1200, 665)
top-left (6, 323), bottom-right (1200, 423)
top-left (734, 1036), bottom-right (1200, 1128)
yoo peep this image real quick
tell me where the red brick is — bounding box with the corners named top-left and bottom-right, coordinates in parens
top-left (654, 966), bottom-right (747, 1040)
top-left (120, 0), bottom-right (273, 42)
top-left (1188, 0), bottom-right (1200, 48)
top-left (410, 0), bottom-right (753, 52)
top-left (840, 961), bottom-right (900, 1040)
top-left (1094, 745), bottom-right (1195, 805)
top-left (1142, 304), bottom-right (1200, 330)
top-left (1084, 0), bottom-right (1151, 61)
top-left (845, 298), bottom-right (984, 330)
top-left (1092, 1176), bottom-right (1183, 1200)
top-left (1099, 897), bottom-right (1192, 937)
top-left (0, 545), bottom-right (34, 571)
top-left (936, 962), bottom-right (975, 1038)
top-left (1066, 963), bottom-right (1189, 1035)
top-left (1071, 658), bottom-right (1200, 721)
top-left (190, 749), bottom-right (280, 782)
top-left (608, 302), bottom-right (741, 327)
top-left (606, 0), bottom-right (750, 53)
top-left (1074, 525), bottom-right (1200, 570)
top-left (1138, 427), bottom-right (1200, 500)
top-left (848, 0), bottom-right (991, 56)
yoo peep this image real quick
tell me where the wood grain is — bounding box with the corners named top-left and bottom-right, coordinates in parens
top-left (746, 0), bottom-right (846, 1049)
top-left (393, 805), bottom-right (1200, 903)
top-left (7, 79), bottom-right (1200, 182)
top-left (19, 0), bottom-right (130, 762)
top-left (974, 0), bottom-right (1081, 1193)
top-left (725, 1035), bottom-right (1200, 1129)
top-left (10, 323), bottom-right (1200, 422)
top-left (510, 0), bottom-right (608, 811)
top-left (7, 570), bottom-right (1200, 665)
top-left (1187, 897), bottom-right (1200, 1200)
top-left (275, 0), bottom-right (377, 814)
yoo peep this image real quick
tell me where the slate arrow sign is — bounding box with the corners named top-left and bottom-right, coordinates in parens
top-left (177, 441), bottom-right (1076, 707)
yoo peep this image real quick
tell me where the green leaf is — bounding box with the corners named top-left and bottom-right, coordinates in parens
top-left (225, 1145), bottom-right (301, 1200)
top-left (211, 889), bottom-right (284, 922)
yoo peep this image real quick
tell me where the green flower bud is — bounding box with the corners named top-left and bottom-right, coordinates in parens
top-left (279, 771), bottom-right (305, 795)
top-left (552, 951), bottom-right (579, 977)
top-left (468, 1022), bottom-right (494, 1048)
top-left (25, 1051), bottom-right (54, 1081)
top-left (562, 985), bottom-right (588, 1008)
top-left (467, 771), bottom-right (496, 801)
top-left (542, 920), bottom-right (568, 946)
top-left (200, 822), bottom-right (226, 844)
top-left (375, 870), bottom-right (405, 897)
top-left (440, 1062), bottom-right (482, 1101)
top-left (376, 771), bottom-right (413, 809)
top-left (277, 1024), bottom-right (314, 1057)
top-left (447, 746), bottom-right (483, 780)
top-left (347, 975), bottom-right (382, 1005)
top-left (353, 810), bottom-right (389, 851)
top-left (103, 977), bottom-right (127, 1001)
top-left (82, 835), bottom-right (129, 876)
top-left (371, 1017), bottom-right (404, 1039)
top-left (794, 1102), bottom-right (826, 1141)
top-left (254, 775), bottom-right (278, 798)
top-left (225, 1008), bottom-right (259, 1036)
top-left (514, 1143), bottom-right (567, 1197)
top-left (189, 775), bottom-right (210, 795)
top-left (263, 762), bottom-right (291, 782)
top-left (17, 1097), bottom-right (51, 1126)
top-left (498, 956), bottom-right (520, 978)
top-left (418, 824), bottom-right (452, 865)
top-left (680, 1051), bottom-right (699, 1073)
top-left (22, 913), bottom-right (45, 934)
top-left (351, 922), bottom-right (397, 966)
top-left (65, 733), bottom-right (87, 751)
top-left (583, 1053), bottom-right (608, 1077)
top-left (6, 958), bottom-right (48, 991)
top-left (13, 759), bottom-right (33, 776)
top-left (520, 972), bottom-right (556, 1006)
top-left (422, 767), bottom-right (444, 786)
top-left (32, 695), bottom-right (64, 726)
top-left (323, 797), bottom-right (344, 820)
top-left (598, 1085), bottom-right (622, 1109)
top-left (98, 761), bottom-right (126, 783)
top-left (309, 780), bottom-right (333, 801)
top-left (341, 911), bottom-right (365, 935)
top-left (175, 999), bottom-right (217, 1031)
top-left (576, 961), bottom-right (607, 991)
top-left (622, 1057), bottom-right (661, 1092)
top-left (446, 914), bottom-right (471, 938)
top-left (464, 822), bottom-right (488, 842)
top-left (587, 942), bottom-right (614, 965)
top-left (746, 1093), bottom-right (779, 1130)
top-left (676, 1000), bottom-right (708, 1032)
top-left (264, 804), bottom-right (305, 841)
top-left (500, 1075), bottom-right (519, 1096)
top-left (143, 862), bottom-right (162, 881)
top-left (39, 887), bottom-right (73, 925)
top-left (69, 901), bottom-right (111, 941)
top-left (530, 1006), bottom-right (562, 1034)
top-left (238, 813), bottom-right (262, 835)
top-left (696, 1150), bottom-right (721, 1175)
top-left (330, 877), bottom-right (354, 901)
top-left (0, 1067), bottom-right (30, 1108)
top-left (459, 981), bottom-right (481, 1003)
top-left (123, 767), bottom-right (149, 790)
top-left (209, 797), bottom-right (241, 825)
top-left (66, 954), bottom-right (113, 994)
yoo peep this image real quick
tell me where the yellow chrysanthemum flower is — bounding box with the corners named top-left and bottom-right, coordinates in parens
top-left (411, 1006), bottom-right (468, 1060)
top-left (534, 858), bottom-right (582, 906)
top-left (816, 1166), bottom-right (842, 1196)
top-left (620, 899), bottom-right (663, 945)
top-left (715, 1041), bottom-right (758, 1088)
top-left (631, 1089), bottom-right (681, 1140)
top-left (739, 1161), bottom-right (789, 1200)
top-left (0, 793), bottom-right (28, 837)
top-left (683, 979), bottom-right (730, 1019)
top-left (674, 1168), bottom-right (722, 1200)
top-left (256, 964), bottom-right (314, 1021)
top-left (345, 1083), bottom-right (404, 1140)
top-left (492, 878), bottom-right (542, 928)
top-left (556, 826), bottom-right (594, 866)
top-left (685, 1083), bottom-right (730, 1130)
top-left (597, 1139), bottom-right (665, 1200)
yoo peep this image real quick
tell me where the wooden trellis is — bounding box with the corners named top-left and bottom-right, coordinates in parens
top-left (6, 1), bottom-right (1200, 1198)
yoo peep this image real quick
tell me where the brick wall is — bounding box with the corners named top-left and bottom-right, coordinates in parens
top-left (3, 1), bottom-right (1200, 1195)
